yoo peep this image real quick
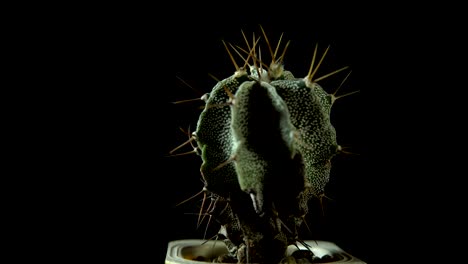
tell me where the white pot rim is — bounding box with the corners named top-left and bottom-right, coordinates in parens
top-left (165, 239), bottom-right (366, 263)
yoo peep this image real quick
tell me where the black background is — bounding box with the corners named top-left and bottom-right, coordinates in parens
top-left (79, 4), bottom-right (464, 264)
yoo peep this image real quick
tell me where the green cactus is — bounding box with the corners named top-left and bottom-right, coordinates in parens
top-left (172, 26), bottom-right (357, 263)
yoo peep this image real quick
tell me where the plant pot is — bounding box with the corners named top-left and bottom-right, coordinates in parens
top-left (165, 239), bottom-right (366, 263)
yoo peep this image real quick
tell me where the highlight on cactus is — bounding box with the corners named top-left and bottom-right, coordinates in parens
top-left (170, 25), bottom-right (360, 263)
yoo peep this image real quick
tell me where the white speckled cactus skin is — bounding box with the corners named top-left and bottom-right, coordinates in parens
top-left (176, 28), bottom-right (354, 263)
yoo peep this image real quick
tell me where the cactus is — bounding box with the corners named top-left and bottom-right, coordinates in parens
top-left (172, 26), bottom-right (358, 263)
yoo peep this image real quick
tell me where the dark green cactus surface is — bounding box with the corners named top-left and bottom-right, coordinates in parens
top-left (174, 28), bottom-right (355, 263)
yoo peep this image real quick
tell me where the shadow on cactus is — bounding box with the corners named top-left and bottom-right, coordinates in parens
top-left (171, 26), bottom-right (359, 263)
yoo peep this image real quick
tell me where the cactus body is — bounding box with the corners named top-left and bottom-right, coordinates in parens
top-left (176, 28), bottom-right (354, 263)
